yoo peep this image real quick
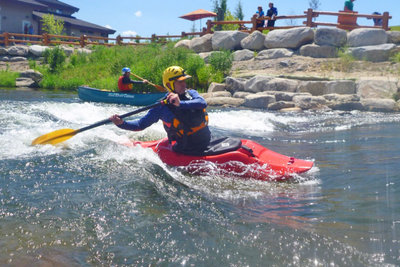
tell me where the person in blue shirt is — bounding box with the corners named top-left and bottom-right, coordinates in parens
top-left (266, 2), bottom-right (278, 27)
top-left (255, 6), bottom-right (265, 28)
top-left (110, 66), bottom-right (211, 154)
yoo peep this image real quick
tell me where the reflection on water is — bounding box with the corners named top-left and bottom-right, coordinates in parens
top-left (0, 89), bottom-right (399, 265)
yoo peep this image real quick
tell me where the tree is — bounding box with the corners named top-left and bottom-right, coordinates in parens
top-left (213, 0), bottom-right (228, 31)
top-left (235, 0), bottom-right (244, 21)
top-left (309, 0), bottom-right (321, 10)
top-left (41, 14), bottom-right (64, 35)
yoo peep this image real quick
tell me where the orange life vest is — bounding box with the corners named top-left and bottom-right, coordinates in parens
top-left (118, 76), bottom-right (133, 91)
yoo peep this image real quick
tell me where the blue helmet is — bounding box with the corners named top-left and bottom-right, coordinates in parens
top-left (122, 67), bottom-right (131, 75)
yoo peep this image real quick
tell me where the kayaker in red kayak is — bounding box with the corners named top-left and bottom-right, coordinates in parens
top-left (110, 66), bottom-right (211, 154)
top-left (118, 67), bottom-right (148, 93)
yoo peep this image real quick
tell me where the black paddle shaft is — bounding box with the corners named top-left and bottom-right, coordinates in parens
top-left (76, 101), bottom-right (163, 134)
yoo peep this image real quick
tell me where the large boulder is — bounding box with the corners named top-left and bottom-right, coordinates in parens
top-left (207, 82), bottom-right (226, 93)
top-left (206, 96), bottom-right (245, 107)
top-left (240, 31), bottom-right (266, 51)
top-left (212, 31), bottom-right (249, 51)
top-left (299, 44), bottom-right (338, 58)
top-left (244, 75), bottom-right (273, 93)
top-left (190, 34), bottom-right (213, 53)
top-left (174, 39), bottom-right (191, 49)
top-left (262, 78), bottom-right (298, 92)
top-left (326, 80), bottom-right (357, 94)
top-left (255, 48), bottom-right (293, 60)
top-left (19, 69), bottom-right (43, 83)
top-left (243, 94), bottom-right (276, 109)
top-left (357, 79), bottom-right (398, 99)
top-left (387, 31), bottom-right (400, 44)
top-left (232, 49), bottom-right (254, 61)
top-left (361, 98), bottom-right (398, 112)
top-left (347, 28), bottom-right (388, 47)
top-left (0, 47), bottom-right (8, 56)
top-left (264, 27), bottom-right (314, 49)
top-left (29, 45), bottom-right (50, 57)
top-left (314, 27), bottom-right (347, 47)
top-left (8, 45), bottom-right (29, 56)
top-left (297, 81), bottom-right (328, 96)
top-left (225, 76), bottom-right (247, 93)
top-left (292, 95), bottom-right (328, 110)
top-left (324, 94), bottom-right (363, 111)
top-left (349, 43), bottom-right (397, 62)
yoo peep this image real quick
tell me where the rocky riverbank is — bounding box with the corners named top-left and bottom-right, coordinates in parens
top-left (174, 27), bottom-right (400, 112)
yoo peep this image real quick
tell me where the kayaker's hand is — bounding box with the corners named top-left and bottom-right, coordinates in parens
top-left (110, 114), bottom-right (124, 125)
top-left (167, 93), bottom-right (180, 107)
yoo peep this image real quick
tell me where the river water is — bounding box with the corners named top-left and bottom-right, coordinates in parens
top-left (0, 88), bottom-right (399, 266)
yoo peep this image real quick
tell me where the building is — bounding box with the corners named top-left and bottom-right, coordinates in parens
top-left (0, 0), bottom-right (115, 38)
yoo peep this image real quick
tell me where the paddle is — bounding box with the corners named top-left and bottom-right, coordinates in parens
top-left (31, 101), bottom-right (164, 146)
top-left (131, 73), bottom-right (166, 92)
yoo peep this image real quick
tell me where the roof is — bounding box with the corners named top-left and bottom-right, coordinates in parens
top-left (14, 0), bottom-right (48, 8)
top-left (33, 11), bottom-right (116, 34)
top-left (35, 0), bottom-right (79, 12)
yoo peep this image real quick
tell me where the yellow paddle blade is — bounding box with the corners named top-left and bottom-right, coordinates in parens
top-left (31, 128), bottom-right (78, 146)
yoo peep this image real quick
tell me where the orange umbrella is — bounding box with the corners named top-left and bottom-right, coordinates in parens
top-left (180, 9), bottom-right (217, 31)
top-left (179, 9), bottom-right (217, 21)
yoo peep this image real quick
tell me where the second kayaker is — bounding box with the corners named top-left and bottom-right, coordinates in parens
top-left (118, 67), bottom-right (148, 93)
top-left (110, 66), bottom-right (211, 154)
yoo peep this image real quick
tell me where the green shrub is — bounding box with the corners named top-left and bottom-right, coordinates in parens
top-left (209, 50), bottom-right (233, 74)
top-left (0, 71), bottom-right (19, 87)
top-left (43, 46), bottom-right (66, 73)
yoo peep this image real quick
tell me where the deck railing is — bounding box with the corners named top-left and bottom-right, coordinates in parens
top-left (0, 9), bottom-right (391, 48)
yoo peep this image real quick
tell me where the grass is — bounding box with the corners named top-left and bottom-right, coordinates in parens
top-left (35, 44), bottom-right (233, 92)
top-left (390, 26), bottom-right (400, 31)
top-left (0, 71), bottom-right (19, 87)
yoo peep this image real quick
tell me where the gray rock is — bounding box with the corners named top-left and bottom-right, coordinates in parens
top-left (293, 95), bottom-right (328, 110)
top-left (357, 79), bottom-right (398, 99)
top-left (206, 96), bottom-right (245, 107)
top-left (349, 43), bottom-right (397, 62)
top-left (324, 94), bottom-right (363, 111)
top-left (60, 46), bottom-right (74, 56)
top-left (268, 101), bottom-right (295, 110)
top-left (315, 28), bottom-right (347, 47)
top-left (245, 75), bottom-right (273, 93)
top-left (29, 45), bottom-right (49, 57)
top-left (263, 78), bottom-right (298, 92)
top-left (212, 31), bottom-right (249, 51)
top-left (233, 49), bottom-right (254, 61)
top-left (174, 39), bottom-right (191, 49)
top-left (361, 98), bottom-right (397, 112)
top-left (240, 31), bottom-right (266, 51)
top-left (208, 82), bottom-right (226, 93)
top-left (0, 56), bottom-right (9, 61)
top-left (300, 44), bottom-right (338, 58)
top-left (255, 48), bottom-right (294, 60)
top-left (387, 31), bottom-right (400, 44)
top-left (8, 45), bottom-right (29, 56)
top-left (9, 57), bottom-right (27, 62)
top-left (0, 47), bottom-right (7, 56)
top-left (225, 76), bottom-right (247, 93)
top-left (244, 94), bottom-right (276, 109)
top-left (19, 69), bottom-right (43, 82)
top-left (298, 81), bottom-right (328, 96)
top-left (326, 80), bottom-right (356, 94)
top-left (347, 28), bottom-right (388, 47)
top-left (16, 77), bottom-right (36, 87)
top-left (198, 52), bottom-right (212, 63)
top-left (264, 27), bottom-right (314, 49)
top-left (275, 92), bottom-right (311, 101)
top-left (233, 91), bottom-right (251, 98)
top-left (190, 34), bottom-right (213, 53)
top-left (74, 48), bottom-right (92, 54)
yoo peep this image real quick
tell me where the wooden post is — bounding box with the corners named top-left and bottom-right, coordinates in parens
top-left (382, 12), bottom-right (389, 31)
top-left (80, 35), bottom-right (86, 47)
top-left (116, 35), bottom-right (122, 45)
top-left (4, 32), bottom-right (9, 47)
top-left (251, 14), bottom-right (258, 33)
top-left (306, 8), bottom-right (313, 27)
top-left (43, 33), bottom-right (49, 45)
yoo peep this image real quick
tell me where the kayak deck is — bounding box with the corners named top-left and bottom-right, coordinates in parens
top-left (128, 138), bottom-right (314, 181)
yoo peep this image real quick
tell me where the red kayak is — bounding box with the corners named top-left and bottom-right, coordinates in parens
top-left (127, 137), bottom-right (313, 181)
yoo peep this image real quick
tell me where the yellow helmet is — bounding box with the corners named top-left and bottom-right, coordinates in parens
top-left (162, 66), bottom-right (191, 92)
